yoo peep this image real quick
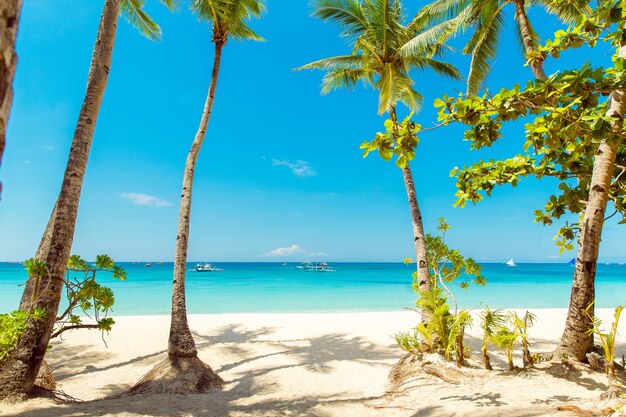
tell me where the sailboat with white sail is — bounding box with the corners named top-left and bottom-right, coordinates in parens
top-left (505, 258), bottom-right (516, 267)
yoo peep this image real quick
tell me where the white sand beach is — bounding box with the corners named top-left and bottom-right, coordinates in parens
top-left (1, 309), bottom-right (625, 417)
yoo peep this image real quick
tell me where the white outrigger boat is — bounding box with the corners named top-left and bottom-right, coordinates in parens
top-left (195, 263), bottom-right (223, 272)
top-left (301, 262), bottom-right (335, 272)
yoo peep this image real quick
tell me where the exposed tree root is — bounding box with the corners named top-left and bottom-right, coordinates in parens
top-left (389, 353), bottom-right (481, 389)
top-left (35, 360), bottom-right (56, 391)
top-left (126, 355), bottom-right (223, 395)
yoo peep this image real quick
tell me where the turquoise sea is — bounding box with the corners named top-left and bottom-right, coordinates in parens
top-left (1, 262), bottom-right (625, 315)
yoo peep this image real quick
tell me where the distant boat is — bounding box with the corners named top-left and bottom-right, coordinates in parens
top-left (282, 262), bottom-right (288, 266)
top-left (303, 262), bottom-right (336, 273)
top-left (145, 263), bottom-right (153, 267)
top-left (505, 258), bottom-right (516, 267)
top-left (568, 258), bottom-right (576, 266)
top-left (195, 263), bottom-right (222, 272)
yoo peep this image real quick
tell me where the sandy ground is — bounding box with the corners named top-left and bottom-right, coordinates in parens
top-left (1, 309), bottom-right (625, 417)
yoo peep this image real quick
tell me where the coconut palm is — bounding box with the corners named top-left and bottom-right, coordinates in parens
top-left (128, 0), bottom-right (265, 395)
top-left (299, 0), bottom-right (462, 299)
top-left (0, 0), bottom-right (22, 198)
top-left (0, 0), bottom-right (176, 401)
top-left (416, 0), bottom-right (588, 93)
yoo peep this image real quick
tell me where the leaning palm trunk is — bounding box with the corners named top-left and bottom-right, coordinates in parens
top-left (0, 0), bottom-right (22, 190)
top-left (128, 41), bottom-right (225, 395)
top-left (0, 0), bottom-right (120, 401)
top-left (512, 0), bottom-right (547, 81)
top-left (19, 202), bottom-right (57, 311)
top-left (401, 164), bottom-right (432, 301)
top-left (555, 47), bottom-right (626, 361)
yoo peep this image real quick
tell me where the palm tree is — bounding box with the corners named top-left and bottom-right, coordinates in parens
top-left (478, 306), bottom-right (504, 370)
top-left (128, 0), bottom-right (265, 395)
top-left (299, 0), bottom-right (462, 302)
top-left (555, 46), bottom-right (626, 361)
top-left (0, 0), bottom-right (22, 198)
top-left (417, 0), bottom-right (587, 93)
top-left (0, 0), bottom-right (175, 401)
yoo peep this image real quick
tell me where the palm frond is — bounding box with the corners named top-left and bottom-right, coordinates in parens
top-left (296, 55), bottom-right (366, 71)
top-left (121, 0), bottom-right (162, 40)
top-left (321, 68), bottom-right (376, 94)
top-left (464, 3), bottom-right (504, 95)
top-left (400, 18), bottom-right (460, 59)
top-left (532, 0), bottom-right (590, 23)
top-left (310, 0), bottom-right (367, 39)
top-left (409, 0), bottom-right (471, 29)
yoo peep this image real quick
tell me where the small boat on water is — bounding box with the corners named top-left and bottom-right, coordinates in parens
top-left (195, 263), bottom-right (222, 272)
top-left (303, 262), bottom-right (335, 272)
top-left (282, 262), bottom-right (288, 266)
top-left (505, 258), bottom-right (516, 267)
top-left (145, 263), bottom-right (153, 267)
top-left (296, 261), bottom-right (312, 269)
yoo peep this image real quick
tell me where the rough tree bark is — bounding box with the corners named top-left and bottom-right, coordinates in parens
top-left (0, 0), bottom-right (120, 401)
top-left (0, 0), bottom-right (22, 196)
top-left (128, 40), bottom-right (225, 395)
top-left (555, 47), bottom-right (626, 361)
top-left (401, 165), bottom-right (432, 294)
top-left (513, 0), bottom-right (547, 81)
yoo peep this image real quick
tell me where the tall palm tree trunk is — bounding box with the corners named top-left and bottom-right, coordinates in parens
top-left (401, 164), bottom-right (431, 295)
top-left (389, 107), bottom-right (432, 301)
top-left (513, 0), bottom-right (547, 81)
top-left (0, 0), bottom-right (120, 401)
top-left (555, 47), bottom-right (626, 361)
top-left (128, 41), bottom-right (225, 395)
top-left (0, 0), bottom-right (22, 196)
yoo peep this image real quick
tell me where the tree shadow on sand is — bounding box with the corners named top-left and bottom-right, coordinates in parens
top-left (5, 324), bottom-right (399, 417)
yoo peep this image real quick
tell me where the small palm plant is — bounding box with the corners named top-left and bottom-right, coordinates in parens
top-left (584, 304), bottom-right (624, 399)
top-left (478, 306), bottom-right (505, 370)
top-left (491, 323), bottom-right (517, 371)
top-left (511, 310), bottom-right (537, 367)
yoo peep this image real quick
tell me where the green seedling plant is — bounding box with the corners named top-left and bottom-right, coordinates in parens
top-left (397, 219), bottom-right (484, 366)
top-left (584, 303), bottom-right (625, 399)
top-left (478, 306), bottom-right (506, 370)
top-left (491, 320), bottom-right (518, 371)
top-left (511, 310), bottom-right (537, 367)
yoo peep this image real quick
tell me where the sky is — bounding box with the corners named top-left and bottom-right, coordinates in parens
top-left (0, 0), bottom-right (624, 263)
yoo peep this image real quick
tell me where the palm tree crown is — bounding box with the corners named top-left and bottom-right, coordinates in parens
top-left (191, 0), bottom-right (265, 44)
top-left (298, 0), bottom-right (461, 114)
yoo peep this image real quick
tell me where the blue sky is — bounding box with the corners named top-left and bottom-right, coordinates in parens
top-left (0, 0), bottom-right (623, 263)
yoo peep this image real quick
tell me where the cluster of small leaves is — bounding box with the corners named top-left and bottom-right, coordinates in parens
top-left (360, 115), bottom-right (421, 168)
top-left (434, 0), bottom-right (626, 249)
top-left (53, 254), bottom-right (126, 338)
top-left (424, 218), bottom-right (486, 291)
top-left (0, 308), bottom-right (46, 367)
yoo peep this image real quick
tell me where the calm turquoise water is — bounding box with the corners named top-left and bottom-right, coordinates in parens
top-left (1, 262), bottom-right (625, 315)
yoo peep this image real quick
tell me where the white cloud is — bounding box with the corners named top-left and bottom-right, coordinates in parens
top-left (262, 244), bottom-right (305, 257)
top-left (307, 251), bottom-right (329, 258)
top-left (120, 192), bottom-right (172, 207)
top-left (41, 145), bottom-right (55, 151)
top-left (272, 159), bottom-right (316, 177)
top-left (23, 160), bottom-right (31, 165)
